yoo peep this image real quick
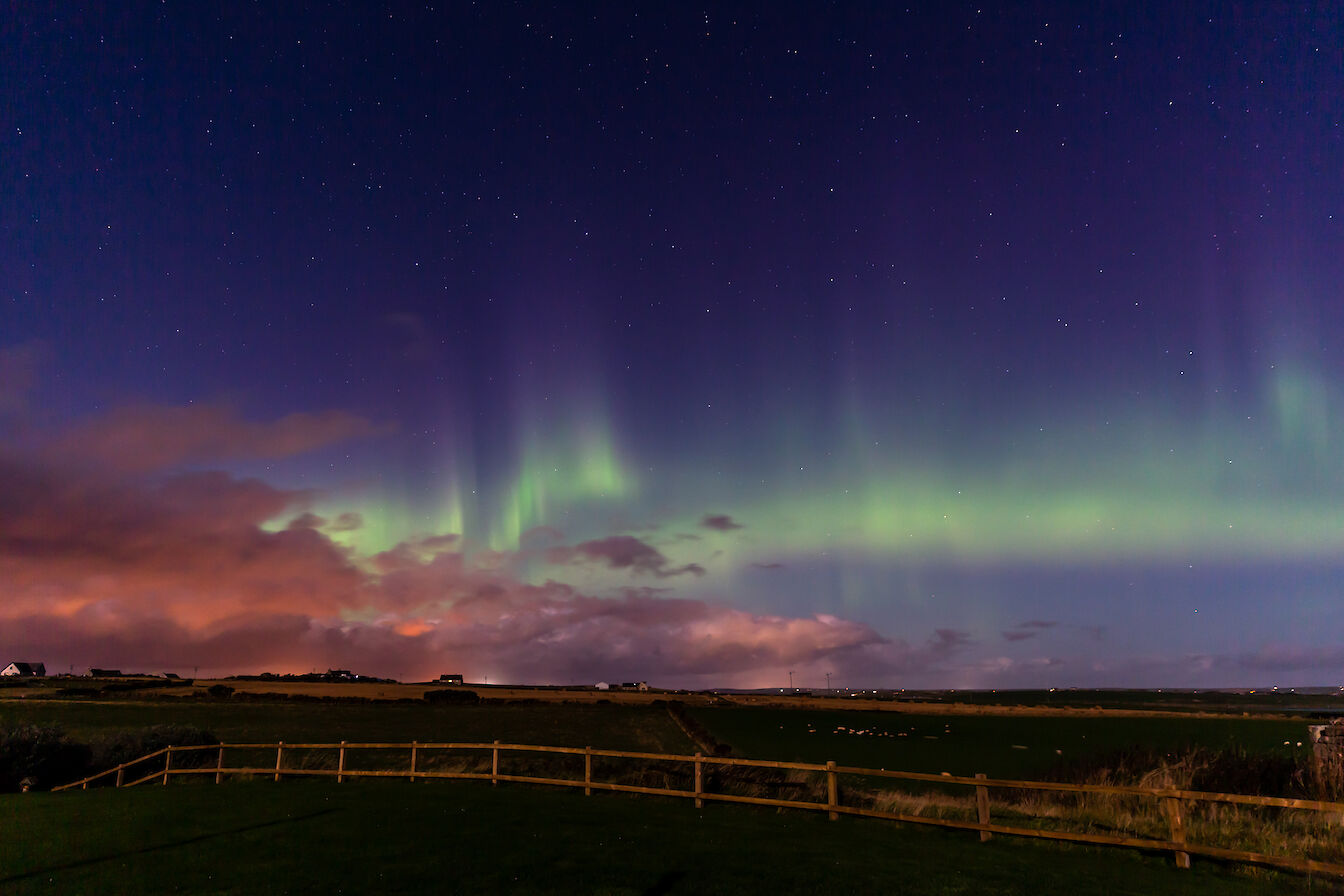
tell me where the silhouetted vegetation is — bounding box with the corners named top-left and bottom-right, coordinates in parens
top-left (0, 723), bottom-right (218, 791)
top-left (1043, 745), bottom-right (1322, 799)
top-left (0, 725), bottom-right (90, 792)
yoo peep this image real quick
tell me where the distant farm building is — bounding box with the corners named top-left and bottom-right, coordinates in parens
top-left (594, 682), bottom-right (611, 691)
top-left (89, 668), bottom-right (122, 677)
top-left (438, 674), bottom-right (465, 684)
top-left (2, 662), bottom-right (45, 677)
top-left (620, 681), bottom-right (650, 691)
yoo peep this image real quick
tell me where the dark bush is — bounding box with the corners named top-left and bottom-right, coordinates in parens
top-left (424, 688), bottom-right (480, 705)
top-left (0, 725), bottom-right (91, 792)
top-left (1045, 745), bottom-right (1308, 798)
top-left (91, 724), bottom-right (219, 772)
top-left (206, 683), bottom-right (234, 699)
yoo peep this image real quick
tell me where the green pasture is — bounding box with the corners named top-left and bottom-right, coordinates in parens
top-left (0, 700), bottom-right (690, 754)
top-left (0, 779), bottom-right (1312, 895)
top-left (688, 707), bottom-right (1317, 780)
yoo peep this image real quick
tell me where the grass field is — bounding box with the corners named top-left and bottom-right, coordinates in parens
top-left (687, 706), bottom-right (1317, 780)
top-left (2, 779), bottom-right (1325, 895)
top-left (0, 700), bottom-right (693, 755)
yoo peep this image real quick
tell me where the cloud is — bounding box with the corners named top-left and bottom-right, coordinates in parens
top-left (384, 312), bottom-right (436, 362)
top-left (0, 408), bottom-right (957, 685)
top-left (701, 514), bottom-right (744, 531)
top-left (1002, 619), bottom-right (1059, 641)
top-left (0, 342), bottom-right (44, 416)
top-left (547, 535), bottom-right (706, 579)
top-left (752, 562), bottom-right (786, 570)
top-left (49, 404), bottom-right (385, 472)
top-left (519, 526), bottom-right (565, 549)
top-left (328, 512), bottom-right (364, 532)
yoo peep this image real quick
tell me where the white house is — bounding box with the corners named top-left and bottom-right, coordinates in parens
top-left (594, 681), bottom-right (610, 691)
top-left (2, 662), bottom-right (46, 677)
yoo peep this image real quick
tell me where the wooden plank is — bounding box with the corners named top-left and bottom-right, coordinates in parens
top-left (1172, 789), bottom-right (1344, 813)
top-left (123, 769), bottom-right (172, 789)
top-left (700, 791), bottom-right (828, 812)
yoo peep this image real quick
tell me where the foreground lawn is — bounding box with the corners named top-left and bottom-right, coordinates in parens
top-left (1, 780), bottom-right (1328, 895)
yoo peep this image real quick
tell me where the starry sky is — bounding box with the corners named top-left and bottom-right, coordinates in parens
top-left (3, 3), bottom-right (1342, 687)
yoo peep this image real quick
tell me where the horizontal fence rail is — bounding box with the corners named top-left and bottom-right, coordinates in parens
top-left (53, 740), bottom-right (1344, 878)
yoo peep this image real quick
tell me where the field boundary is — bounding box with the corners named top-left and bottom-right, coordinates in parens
top-left (53, 739), bottom-right (1344, 878)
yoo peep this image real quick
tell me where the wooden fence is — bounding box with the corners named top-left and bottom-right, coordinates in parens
top-left (53, 740), bottom-right (1344, 878)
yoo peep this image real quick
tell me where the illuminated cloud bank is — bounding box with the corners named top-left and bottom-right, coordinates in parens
top-left (0, 396), bottom-right (972, 684)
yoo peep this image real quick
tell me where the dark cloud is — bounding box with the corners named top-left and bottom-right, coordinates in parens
top-left (547, 535), bottom-right (705, 578)
top-left (384, 312), bottom-right (435, 362)
top-left (329, 512), bottom-right (363, 532)
top-left (701, 514), bottom-right (744, 531)
top-left (1002, 619), bottom-right (1058, 641)
top-left (1, 416), bottom-right (942, 685)
top-left (519, 525), bottom-right (565, 549)
top-left (752, 562), bottom-right (786, 570)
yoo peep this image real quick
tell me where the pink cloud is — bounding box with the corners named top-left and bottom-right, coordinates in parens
top-left (50, 403), bottom-right (384, 472)
top-left (0, 405), bottom-right (973, 684)
top-left (0, 396), bottom-right (986, 686)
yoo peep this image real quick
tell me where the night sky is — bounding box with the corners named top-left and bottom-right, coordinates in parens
top-left (3, 3), bottom-right (1342, 687)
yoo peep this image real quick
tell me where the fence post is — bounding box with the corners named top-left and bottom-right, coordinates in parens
top-left (826, 760), bottom-right (839, 820)
top-left (1163, 795), bottom-right (1191, 869)
top-left (162, 746), bottom-right (173, 786)
top-left (694, 752), bottom-right (704, 809)
top-left (585, 747), bottom-right (592, 796)
top-left (410, 741), bottom-right (418, 782)
top-left (337, 741), bottom-right (346, 783)
top-left (216, 744), bottom-right (225, 784)
top-left (492, 740), bottom-right (500, 786)
top-left (116, 765), bottom-right (125, 787)
top-left (975, 773), bottom-right (992, 842)
top-left (274, 742), bottom-right (284, 782)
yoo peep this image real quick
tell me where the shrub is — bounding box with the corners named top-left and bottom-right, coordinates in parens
top-left (91, 724), bottom-right (219, 772)
top-left (206, 683), bottom-right (234, 700)
top-left (0, 725), bottom-right (91, 792)
top-left (1044, 745), bottom-right (1309, 798)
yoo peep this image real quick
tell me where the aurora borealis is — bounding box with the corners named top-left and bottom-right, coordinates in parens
top-left (3, 4), bottom-right (1341, 687)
